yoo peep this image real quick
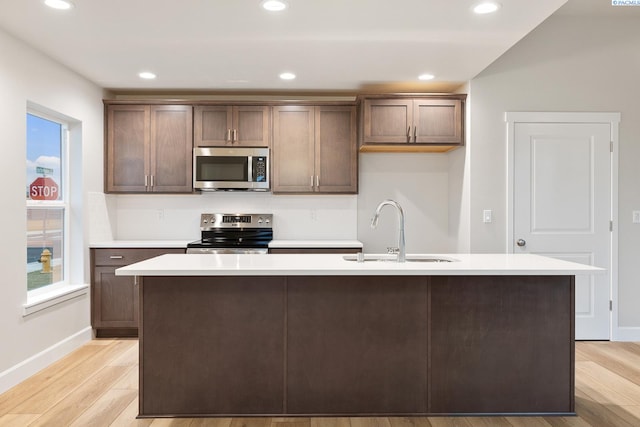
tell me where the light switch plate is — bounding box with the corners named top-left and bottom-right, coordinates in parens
top-left (483, 209), bottom-right (492, 223)
top-left (633, 211), bottom-right (640, 224)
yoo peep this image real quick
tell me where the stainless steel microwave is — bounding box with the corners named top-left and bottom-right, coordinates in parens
top-left (193, 147), bottom-right (269, 191)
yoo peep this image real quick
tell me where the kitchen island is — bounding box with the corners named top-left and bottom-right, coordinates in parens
top-left (116, 253), bottom-right (602, 418)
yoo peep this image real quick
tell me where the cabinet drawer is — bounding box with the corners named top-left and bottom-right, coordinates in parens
top-left (92, 248), bottom-right (185, 266)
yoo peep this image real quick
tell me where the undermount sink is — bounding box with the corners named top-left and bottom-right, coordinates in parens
top-left (342, 254), bottom-right (458, 263)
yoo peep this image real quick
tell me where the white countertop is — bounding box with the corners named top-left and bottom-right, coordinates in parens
top-left (115, 253), bottom-right (604, 276)
top-left (90, 240), bottom-right (192, 248)
top-left (268, 240), bottom-right (363, 248)
top-left (91, 239), bottom-right (363, 249)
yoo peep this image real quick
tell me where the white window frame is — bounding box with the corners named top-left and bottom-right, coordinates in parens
top-left (24, 106), bottom-right (87, 316)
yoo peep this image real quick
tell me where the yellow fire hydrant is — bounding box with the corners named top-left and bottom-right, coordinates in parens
top-left (39, 248), bottom-right (52, 274)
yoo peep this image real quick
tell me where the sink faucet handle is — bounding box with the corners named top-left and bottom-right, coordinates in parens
top-left (387, 247), bottom-right (400, 254)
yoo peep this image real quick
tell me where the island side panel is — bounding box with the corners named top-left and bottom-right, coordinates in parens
top-left (286, 276), bottom-right (429, 415)
top-left (139, 276), bottom-right (286, 417)
top-left (429, 275), bottom-right (575, 415)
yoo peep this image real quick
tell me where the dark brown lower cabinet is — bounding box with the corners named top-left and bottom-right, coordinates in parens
top-left (286, 276), bottom-right (428, 414)
top-left (137, 274), bottom-right (574, 417)
top-left (140, 276), bottom-right (285, 416)
top-left (90, 248), bottom-right (185, 337)
top-left (429, 276), bottom-right (574, 414)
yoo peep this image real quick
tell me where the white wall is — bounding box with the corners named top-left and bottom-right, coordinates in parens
top-left (358, 153), bottom-right (454, 253)
top-left (469, 7), bottom-right (640, 331)
top-left (0, 28), bottom-right (104, 391)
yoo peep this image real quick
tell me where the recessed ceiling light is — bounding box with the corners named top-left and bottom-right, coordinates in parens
top-left (418, 74), bottom-right (435, 81)
top-left (473, 2), bottom-right (501, 14)
top-left (138, 71), bottom-right (157, 80)
top-left (279, 72), bottom-right (296, 80)
top-left (44, 0), bottom-right (74, 10)
top-left (261, 0), bottom-right (288, 12)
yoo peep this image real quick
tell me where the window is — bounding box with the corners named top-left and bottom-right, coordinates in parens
top-left (26, 112), bottom-right (68, 293)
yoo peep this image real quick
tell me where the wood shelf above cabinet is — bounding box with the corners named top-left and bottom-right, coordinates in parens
top-left (359, 144), bottom-right (460, 153)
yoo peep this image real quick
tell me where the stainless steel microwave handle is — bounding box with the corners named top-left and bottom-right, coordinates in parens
top-left (248, 156), bottom-right (253, 182)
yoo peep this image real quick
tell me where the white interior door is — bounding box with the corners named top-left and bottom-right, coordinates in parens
top-left (513, 121), bottom-right (611, 340)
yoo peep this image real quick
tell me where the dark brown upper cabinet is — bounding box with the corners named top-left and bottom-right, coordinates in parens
top-left (194, 105), bottom-right (270, 147)
top-left (272, 105), bottom-right (357, 194)
top-left (360, 94), bottom-right (466, 152)
top-left (105, 104), bottom-right (193, 193)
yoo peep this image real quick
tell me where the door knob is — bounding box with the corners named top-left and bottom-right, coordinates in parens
top-left (516, 239), bottom-right (526, 247)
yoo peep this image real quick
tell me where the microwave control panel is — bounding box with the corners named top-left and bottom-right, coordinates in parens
top-left (253, 156), bottom-right (267, 182)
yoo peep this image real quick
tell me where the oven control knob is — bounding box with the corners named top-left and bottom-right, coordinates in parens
top-left (265, 218), bottom-right (270, 224)
top-left (258, 218), bottom-right (263, 224)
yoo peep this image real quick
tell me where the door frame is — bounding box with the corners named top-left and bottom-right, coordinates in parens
top-left (505, 111), bottom-right (620, 340)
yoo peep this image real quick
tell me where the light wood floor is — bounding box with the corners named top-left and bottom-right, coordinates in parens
top-left (1, 339), bottom-right (640, 427)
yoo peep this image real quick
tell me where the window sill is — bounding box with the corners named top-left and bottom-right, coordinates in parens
top-left (23, 284), bottom-right (89, 317)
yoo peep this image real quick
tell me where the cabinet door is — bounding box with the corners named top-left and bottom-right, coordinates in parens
top-left (193, 106), bottom-right (233, 146)
top-left (106, 105), bottom-right (149, 192)
top-left (91, 248), bottom-right (185, 334)
top-left (429, 276), bottom-right (573, 414)
top-left (315, 106), bottom-right (357, 193)
top-left (92, 266), bottom-right (138, 329)
top-left (233, 106), bottom-right (271, 147)
top-left (413, 99), bottom-right (463, 144)
top-left (362, 99), bottom-right (412, 144)
top-left (272, 106), bottom-right (315, 193)
top-left (149, 105), bottom-right (193, 193)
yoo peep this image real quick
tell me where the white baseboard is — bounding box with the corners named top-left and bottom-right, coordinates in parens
top-left (612, 326), bottom-right (640, 342)
top-left (0, 327), bottom-right (92, 394)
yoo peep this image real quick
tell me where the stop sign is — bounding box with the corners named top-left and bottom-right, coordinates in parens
top-left (30, 177), bottom-right (59, 200)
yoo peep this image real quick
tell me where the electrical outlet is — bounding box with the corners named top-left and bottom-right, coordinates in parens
top-left (633, 211), bottom-right (640, 224)
top-left (483, 209), bottom-right (492, 223)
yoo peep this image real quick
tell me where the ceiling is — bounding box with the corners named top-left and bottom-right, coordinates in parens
top-left (0, 0), bottom-right (576, 93)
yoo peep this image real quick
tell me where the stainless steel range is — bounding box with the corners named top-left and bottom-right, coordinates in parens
top-left (186, 213), bottom-right (273, 254)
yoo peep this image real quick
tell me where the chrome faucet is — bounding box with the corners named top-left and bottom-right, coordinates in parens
top-left (370, 199), bottom-right (406, 262)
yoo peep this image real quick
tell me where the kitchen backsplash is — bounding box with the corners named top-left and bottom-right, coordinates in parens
top-left (89, 191), bottom-right (357, 241)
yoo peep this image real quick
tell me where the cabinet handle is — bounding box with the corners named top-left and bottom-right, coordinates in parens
top-left (316, 176), bottom-right (320, 187)
top-left (310, 176), bottom-right (314, 187)
top-left (414, 126), bottom-right (417, 142)
top-left (144, 175), bottom-right (148, 187)
top-left (134, 276), bottom-right (139, 287)
top-left (407, 126), bottom-right (411, 143)
top-left (109, 255), bottom-right (124, 260)
top-left (150, 175), bottom-right (154, 188)
top-left (227, 129), bottom-right (232, 142)
top-left (233, 129), bottom-right (238, 142)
